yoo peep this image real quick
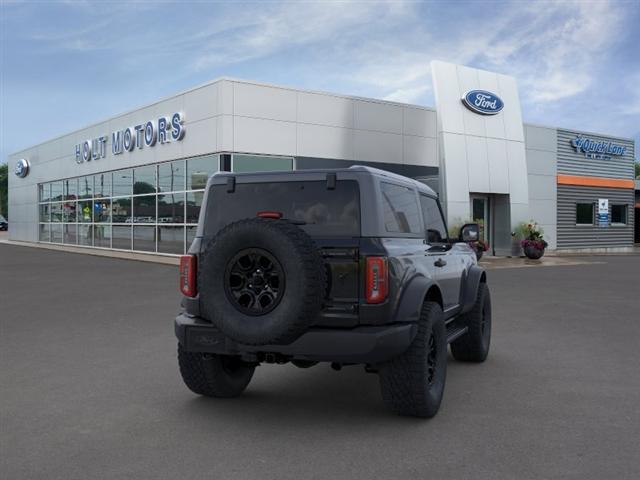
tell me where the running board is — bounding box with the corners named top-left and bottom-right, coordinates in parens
top-left (446, 326), bottom-right (468, 344)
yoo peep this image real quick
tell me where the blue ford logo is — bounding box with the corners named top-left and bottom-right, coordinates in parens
top-left (14, 158), bottom-right (30, 178)
top-left (462, 90), bottom-right (504, 115)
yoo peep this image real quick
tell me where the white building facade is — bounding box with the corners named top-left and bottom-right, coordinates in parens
top-left (7, 62), bottom-right (637, 255)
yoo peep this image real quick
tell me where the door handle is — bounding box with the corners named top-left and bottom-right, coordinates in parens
top-left (434, 258), bottom-right (447, 268)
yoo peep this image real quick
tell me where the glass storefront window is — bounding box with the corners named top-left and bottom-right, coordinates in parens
top-left (187, 155), bottom-right (218, 190)
top-left (64, 179), bottom-right (78, 200)
top-left (186, 191), bottom-right (204, 224)
top-left (133, 195), bottom-right (156, 223)
top-left (159, 160), bottom-right (185, 192)
top-left (94, 225), bottom-right (111, 248)
top-left (78, 177), bottom-right (93, 199)
top-left (186, 226), bottom-right (197, 250)
top-left (232, 154), bottom-right (293, 173)
top-left (51, 182), bottom-right (64, 201)
top-left (39, 184), bottom-right (50, 202)
top-left (158, 226), bottom-right (184, 254)
top-left (51, 202), bottom-right (64, 222)
top-left (134, 166), bottom-right (157, 194)
top-left (133, 226), bottom-right (156, 252)
top-left (39, 204), bottom-right (51, 222)
top-left (94, 199), bottom-right (111, 223)
top-left (78, 224), bottom-right (93, 246)
top-left (51, 224), bottom-right (63, 243)
top-left (113, 169), bottom-right (132, 197)
top-left (158, 192), bottom-right (185, 223)
top-left (112, 197), bottom-right (132, 223)
top-left (94, 173), bottom-right (112, 198)
top-left (39, 224), bottom-right (50, 242)
top-left (112, 225), bottom-right (131, 250)
top-left (78, 200), bottom-right (93, 223)
top-left (62, 202), bottom-right (77, 222)
top-left (63, 224), bottom-right (77, 245)
top-left (32, 155), bottom-right (224, 253)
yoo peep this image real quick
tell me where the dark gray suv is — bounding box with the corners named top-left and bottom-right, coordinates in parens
top-left (175, 166), bottom-right (491, 418)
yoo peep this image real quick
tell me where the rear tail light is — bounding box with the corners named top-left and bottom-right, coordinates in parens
top-left (257, 211), bottom-right (283, 219)
top-left (179, 255), bottom-right (197, 298)
top-left (366, 257), bottom-right (388, 304)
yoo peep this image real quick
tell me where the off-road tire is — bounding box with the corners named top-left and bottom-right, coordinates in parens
top-left (451, 282), bottom-right (491, 362)
top-left (178, 344), bottom-right (255, 397)
top-left (379, 301), bottom-right (447, 418)
top-left (199, 218), bottom-right (326, 346)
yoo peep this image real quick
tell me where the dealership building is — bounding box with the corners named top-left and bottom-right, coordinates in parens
top-left (7, 61), bottom-right (638, 256)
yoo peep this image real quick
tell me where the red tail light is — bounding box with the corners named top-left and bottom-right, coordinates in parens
top-left (257, 211), bottom-right (283, 219)
top-left (179, 255), bottom-right (197, 297)
top-left (366, 257), bottom-right (388, 304)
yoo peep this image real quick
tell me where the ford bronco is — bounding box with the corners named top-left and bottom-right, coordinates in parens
top-left (175, 166), bottom-right (491, 418)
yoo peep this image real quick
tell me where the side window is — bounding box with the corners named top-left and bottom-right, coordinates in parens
top-left (380, 182), bottom-right (422, 234)
top-left (419, 195), bottom-right (448, 243)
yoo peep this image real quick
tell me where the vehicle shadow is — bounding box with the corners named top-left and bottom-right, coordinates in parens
top-left (177, 356), bottom-right (475, 428)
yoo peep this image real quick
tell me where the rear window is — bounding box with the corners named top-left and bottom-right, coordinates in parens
top-left (205, 180), bottom-right (360, 237)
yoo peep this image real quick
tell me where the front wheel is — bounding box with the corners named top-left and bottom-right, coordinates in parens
top-left (378, 301), bottom-right (447, 418)
top-left (451, 282), bottom-right (491, 362)
top-left (178, 344), bottom-right (255, 397)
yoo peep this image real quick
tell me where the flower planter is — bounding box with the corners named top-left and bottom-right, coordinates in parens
top-left (523, 245), bottom-right (545, 260)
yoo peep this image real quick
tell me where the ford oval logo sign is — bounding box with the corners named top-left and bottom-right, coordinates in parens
top-left (14, 158), bottom-right (30, 178)
top-left (462, 90), bottom-right (504, 115)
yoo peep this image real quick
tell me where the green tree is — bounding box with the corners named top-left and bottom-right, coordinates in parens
top-left (635, 161), bottom-right (640, 179)
top-left (0, 163), bottom-right (8, 219)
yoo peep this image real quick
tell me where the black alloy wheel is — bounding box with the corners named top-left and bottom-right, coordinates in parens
top-left (224, 248), bottom-right (285, 316)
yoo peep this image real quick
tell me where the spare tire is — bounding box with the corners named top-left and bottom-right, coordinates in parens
top-left (199, 218), bottom-right (326, 346)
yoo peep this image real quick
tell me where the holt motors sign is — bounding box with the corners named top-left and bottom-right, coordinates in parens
top-left (74, 112), bottom-right (185, 164)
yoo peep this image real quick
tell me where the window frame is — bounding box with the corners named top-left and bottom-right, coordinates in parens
top-left (610, 204), bottom-right (628, 226)
top-left (575, 202), bottom-right (595, 226)
top-left (35, 153), bottom-right (217, 256)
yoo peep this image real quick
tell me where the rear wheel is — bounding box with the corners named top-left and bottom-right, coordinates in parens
top-left (178, 344), bottom-right (255, 397)
top-left (378, 301), bottom-right (447, 418)
top-left (451, 282), bottom-right (491, 362)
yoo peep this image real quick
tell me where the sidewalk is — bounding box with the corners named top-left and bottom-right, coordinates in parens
top-left (0, 232), bottom-right (179, 265)
top-left (479, 254), bottom-right (602, 270)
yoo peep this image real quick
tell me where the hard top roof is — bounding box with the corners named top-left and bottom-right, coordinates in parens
top-left (209, 165), bottom-right (437, 196)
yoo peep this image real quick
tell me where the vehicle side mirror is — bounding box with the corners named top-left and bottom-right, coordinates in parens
top-left (459, 223), bottom-right (479, 242)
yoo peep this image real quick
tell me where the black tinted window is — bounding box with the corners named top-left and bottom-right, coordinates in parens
top-left (381, 182), bottom-right (421, 234)
top-left (576, 203), bottom-right (594, 225)
top-left (420, 195), bottom-right (447, 243)
top-left (205, 180), bottom-right (360, 237)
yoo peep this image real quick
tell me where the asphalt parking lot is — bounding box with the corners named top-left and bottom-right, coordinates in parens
top-left (1, 244), bottom-right (639, 480)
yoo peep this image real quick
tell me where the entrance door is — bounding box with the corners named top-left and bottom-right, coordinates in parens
top-left (470, 195), bottom-right (491, 253)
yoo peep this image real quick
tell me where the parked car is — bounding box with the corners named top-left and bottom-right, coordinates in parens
top-left (0, 215), bottom-right (8, 231)
top-left (175, 166), bottom-right (491, 418)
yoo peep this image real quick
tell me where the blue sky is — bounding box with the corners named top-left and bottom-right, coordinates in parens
top-left (1, 0), bottom-right (639, 164)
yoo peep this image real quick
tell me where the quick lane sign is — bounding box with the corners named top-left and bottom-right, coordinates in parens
top-left (74, 112), bottom-right (185, 164)
top-left (570, 136), bottom-right (626, 160)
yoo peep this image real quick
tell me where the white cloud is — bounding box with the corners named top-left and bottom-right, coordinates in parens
top-left (191, 1), bottom-right (410, 71)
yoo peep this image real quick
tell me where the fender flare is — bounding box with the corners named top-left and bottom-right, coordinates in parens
top-left (392, 275), bottom-right (442, 324)
top-left (460, 265), bottom-right (487, 314)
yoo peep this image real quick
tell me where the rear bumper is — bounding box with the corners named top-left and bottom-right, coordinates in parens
top-left (175, 313), bottom-right (417, 364)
